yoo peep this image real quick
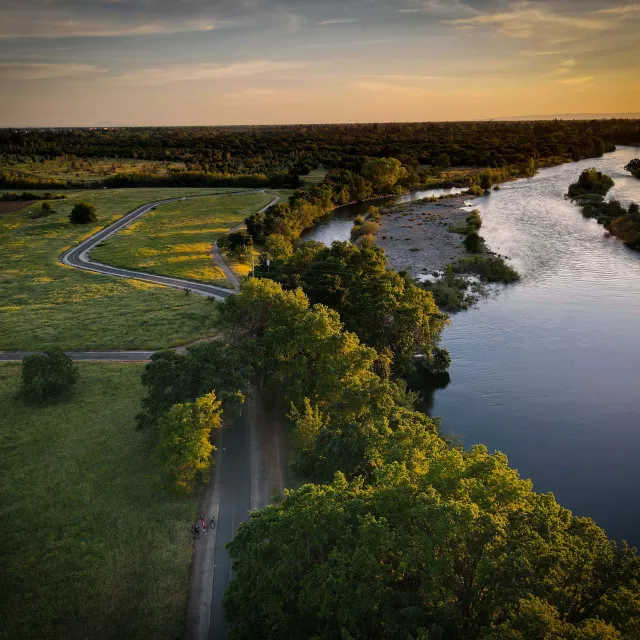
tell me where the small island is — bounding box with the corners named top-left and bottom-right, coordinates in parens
top-left (625, 158), bottom-right (640, 179)
top-left (567, 168), bottom-right (640, 251)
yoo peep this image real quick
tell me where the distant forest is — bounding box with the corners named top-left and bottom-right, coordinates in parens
top-left (1, 120), bottom-right (639, 176)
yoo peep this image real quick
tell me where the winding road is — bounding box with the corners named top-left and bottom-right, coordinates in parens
top-left (2, 188), bottom-right (284, 639)
top-left (60, 190), bottom-right (279, 300)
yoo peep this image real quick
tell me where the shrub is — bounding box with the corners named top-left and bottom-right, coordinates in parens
top-left (69, 201), bottom-right (97, 224)
top-left (227, 230), bottom-right (253, 256)
top-left (463, 231), bottom-right (485, 253)
top-left (20, 348), bottom-right (79, 404)
top-left (353, 215), bottom-right (365, 225)
top-left (466, 209), bottom-right (482, 230)
top-left (216, 234), bottom-right (231, 250)
top-left (568, 168), bottom-right (614, 198)
top-left (355, 233), bottom-right (376, 248)
top-left (624, 158), bottom-right (640, 179)
top-left (28, 202), bottom-right (55, 219)
top-left (453, 255), bottom-right (520, 283)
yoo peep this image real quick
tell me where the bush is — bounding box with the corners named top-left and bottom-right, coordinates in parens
top-left (216, 234), bottom-right (231, 250)
top-left (466, 209), bottom-right (482, 230)
top-left (568, 168), bottom-right (614, 198)
top-left (453, 255), bottom-right (520, 283)
top-left (28, 202), bottom-right (55, 219)
top-left (355, 233), bottom-right (376, 248)
top-left (227, 230), bottom-right (253, 256)
top-left (69, 201), bottom-right (97, 224)
top-left (463, 231), bottom-right (485, 253)
top-left (625, 158), bottom-right (640, 178)
top-left (351, 220), bottom-right (379, 239)
top-left (353, 215), bottom-right (365, 225)
top-left (20, 348), bottom-right (79, 404)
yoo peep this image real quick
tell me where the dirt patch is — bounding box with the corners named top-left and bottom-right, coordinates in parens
top-left (377, 195), bottom-right (471, 276)
top-left (0, 201), bottom-right (35, 215)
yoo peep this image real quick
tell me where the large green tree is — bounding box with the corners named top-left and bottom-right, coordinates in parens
top-left (256, 241), bottom-right (449, 375)
top-left (20, 348), bottom-right (79, 404)
top-left (225, 457), bottom-right (640, 640)
top-left (153, 391), bottom-right (222, 492)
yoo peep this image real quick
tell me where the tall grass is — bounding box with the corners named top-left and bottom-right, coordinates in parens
top-left (0, 362), bottom-right (200, 640)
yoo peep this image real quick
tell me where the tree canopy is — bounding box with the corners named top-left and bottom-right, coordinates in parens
top-left (255, 241), bottom-right (449, 375)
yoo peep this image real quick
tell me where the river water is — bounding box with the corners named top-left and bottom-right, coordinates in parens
top-left (304, 147), bottom-right (640, 545)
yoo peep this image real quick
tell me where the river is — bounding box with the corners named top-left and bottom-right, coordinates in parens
top-left (304, 147), bottom-right (640, 546)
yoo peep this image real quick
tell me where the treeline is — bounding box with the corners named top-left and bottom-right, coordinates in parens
top-left (2, 119), bottom-right (636, 176)
top-left (1, 191), bottom-right (65, 201)
top-left (136, 279), bottom-right (640, 639)
top-left (245, 158), bottom-right (436, 249)
top-left (101, 171), bottom-right (271, 189)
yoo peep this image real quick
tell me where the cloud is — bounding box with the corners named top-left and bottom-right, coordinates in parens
top-left (316, 19), bottom-right (357, 25)
top-left (306, 39), bottom-right (394, 48)
top-left (596, 4), bottom-right (640, 15)
top-left (446, 8), bottom-right (606, 38)
top-left (520, 50), bottom-right (567, 56)
top-left (551, 59), bottom-right (577, 75)
top-left (0, 0), bottom-right (223, 38)
top-left (0, 16), bottom-right (216, 38)
top-left (0, 62), bottom-right (107, 79)
top-left (556, 76), bottom-right (595, 85)
top-left (361, 73), bottom-right (466, 81)
top-left (118, 60), bottom-right (307, 85)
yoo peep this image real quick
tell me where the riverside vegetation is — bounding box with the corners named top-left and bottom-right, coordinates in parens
top-left (568, 168), bottom-right (640, 250)
top-left (422, 208), bottom-right (519, 311)
top-left (132, 277), bottom-right (639, 639)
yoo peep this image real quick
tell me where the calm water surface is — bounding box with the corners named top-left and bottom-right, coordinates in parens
top-left (306, 148), bottom-right (640, 545)
top-left (434, 147), bottom-right (640, 545)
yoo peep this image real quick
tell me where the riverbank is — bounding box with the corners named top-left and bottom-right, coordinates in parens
top-left (376, 194), bottom-right (471, 276)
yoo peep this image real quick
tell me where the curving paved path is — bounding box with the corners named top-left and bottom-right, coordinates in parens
top-left (60, 190), bottom-right (271, 300)
top-left (210, 194), bottom-right (279, 291)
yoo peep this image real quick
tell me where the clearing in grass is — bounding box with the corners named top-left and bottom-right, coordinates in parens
top-left (92, 191), bottom-right (273, 287)
top-left (0, 362), bottom-right (200, 640)
top-left (0, 188), bottom-right (242, 351)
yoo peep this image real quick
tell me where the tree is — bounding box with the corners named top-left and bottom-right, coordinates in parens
top-left (227, 229), bottom-right (253, 256)
top-left (20, 348), bottom-right (79, 403)
top-left (68, 201), bottom-right (97, 224)
top-left (434, 152), bottom-right (451, 169)
top-left (361, 157), bottom-right (408, 193)
top-left (255, 241), bottom-right (449, 376)
top-left (153, 391), bottom-right (222, 492)
top-left (625, 158), bottom-right (640, 179)
top-left (136, 343), bottom-right (250, 430)
top-left (264, 233), bottom-right (293, 261)
top-left (225, 458), bottom-right (640, 640)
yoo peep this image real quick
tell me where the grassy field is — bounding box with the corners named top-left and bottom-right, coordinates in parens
top-left (92, 192), bottom-right (273, 286)
top-left (303, 167), bottom-right (328, 184)
top-left (0, 188), bottom-right (246, 351)
top-left (0, 362), bottom-right (200, 640)
top-left (2, 157), bottom-right (186, 184)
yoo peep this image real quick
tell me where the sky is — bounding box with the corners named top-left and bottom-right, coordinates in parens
top-left (0, 0), bottom-right (638, 126)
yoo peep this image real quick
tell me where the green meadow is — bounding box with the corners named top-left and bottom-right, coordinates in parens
top-left (92, 191), bottom-right (273, 286)
top-left (0, 362), bottom-right (200, 640)
top-left (0, 188), bottom-right (244, 351)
